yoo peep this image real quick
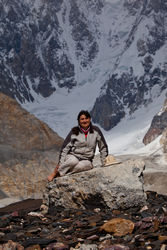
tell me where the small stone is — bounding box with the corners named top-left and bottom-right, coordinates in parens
top-left (104, 244), bottom-right (130, 250)
top-left (77, 238), bottom-right (84, 242)
top-left (4, 233), bottom-right (17, 242)
top-left (123, 235), bottom-right (133, 242)
top-left (78, 244), bottom-right (98, 250)
top-left (160, 245), bottom-right (167, 250)
top-left (99, 234), bottom-right (113, 242)
top-left (94, 208), bottom-right (101, 213)
top-left (112, 210), bottom-right (121, 215)
top-left (11, 211), bottom-right (19, 217)
top-left (162, 206), bottom-right (167, 214)
top-left (159, 235), bottom-right (167, 241)
top-left (1, 240), bottom-right (24, 250)
top-left (0, 218), bottom-right (9, 228)
top-left (40, 204), bottom-right (49, 215)
top-left (142, 216), bottom-right (154, 222)
top-left (40, 228), bottom-right (50, 234)
top-left (15, 231), bottom-right (25, 238)
top-left (0, 232), bottom-right (5, 237)
top-left (27, 227), bottom-right (42, 233)
top-left (86, 235), bottom-right (99, 240)
top-left (141, 212), bottom-right (152, 218)
top-left (26, 244), bottom-right (41, 250)
top-left (52, 222), bottom-right (60, 228)
top-left (74, 242), bottom-right (81, 249)
top-left (64, 235), bottom-right (72, 240)
top-left (98, 239), bottom-right (112, 250)
top-left (45, 242), bottom-right (69, 250)
top-left (100, 218), bottom-right (134, 237)
top-left (140, 205), bottom-right (148, 213)
top-left (28, 212), bottom-right (44, 217)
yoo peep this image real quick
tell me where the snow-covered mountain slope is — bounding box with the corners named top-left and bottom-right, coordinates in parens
top-left (0, 0), bottom-right (167, 149)
top-left (22, 81), bottom-right (166, 158)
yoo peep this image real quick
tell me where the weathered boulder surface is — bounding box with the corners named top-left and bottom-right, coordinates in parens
top-left (43, 159), bottom-right (146, 212)
top-left (143, 154), bottom-right (167, 196)
top-left (0, 92), bottom-right (63, 199)
top-left (116, 154), bottom-right (167, 196)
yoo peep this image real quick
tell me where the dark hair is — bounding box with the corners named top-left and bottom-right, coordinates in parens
top-left (77, 110), bottom-right (91, 121)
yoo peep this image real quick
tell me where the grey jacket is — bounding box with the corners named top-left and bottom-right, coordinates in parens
top-left (59, 124), bottom-right (108, 166)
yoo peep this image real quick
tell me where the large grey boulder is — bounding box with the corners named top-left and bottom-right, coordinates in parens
top-left (114, 154), bottom-right (167, 196)
top-left (143, 154), bottom-right (167, 196)
top-left (42, 159), bottom-right (146, 212)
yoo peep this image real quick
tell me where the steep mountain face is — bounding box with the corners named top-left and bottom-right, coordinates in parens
top-left (0, 0), bottom-right (167, 131)
top-left (0, 0), bottom-right (103, 102)
top-left (91, 0), bottom-right (167, 130)
top-left (0, 0), bottom-right (75, 102)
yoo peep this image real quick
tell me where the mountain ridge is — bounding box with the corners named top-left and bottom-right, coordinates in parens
top-left (0, 0), bottom-right (166, 133)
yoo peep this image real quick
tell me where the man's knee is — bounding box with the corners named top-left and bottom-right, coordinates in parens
top-left (74, 160), bottom-right (93, 172)
top-left (65, 155), bottom-right (79, 166)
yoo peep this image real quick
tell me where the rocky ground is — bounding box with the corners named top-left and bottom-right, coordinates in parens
top-left (0, 191), bottom-right (167, 250)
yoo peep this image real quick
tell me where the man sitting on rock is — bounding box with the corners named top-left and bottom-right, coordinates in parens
top-left (47, 110), bottom-right (108, 181)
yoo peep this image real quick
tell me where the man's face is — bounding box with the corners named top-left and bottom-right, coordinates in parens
top-left (79, 114), bottom-right (91, 130)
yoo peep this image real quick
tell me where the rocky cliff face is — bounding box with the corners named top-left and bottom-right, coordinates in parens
top-left (0, 0), bottom-right (102, 102)
top-left (0, 93), bottom-right (63, 199)
top-left (91, 68), bottom-right (167, 130)
top-left (0, 0), bottom-right (76, 102)
top-left (91, 0), bottom-right (167, 130)
top-left (143, 99), bottom-right (167, 145)
top-left (142, 98), bottom-right (167, 162)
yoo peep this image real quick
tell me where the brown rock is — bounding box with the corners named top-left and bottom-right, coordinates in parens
top-left (100, 218), bottom-right (134, 236)
top-left (26, 244), bottom-right (41, 250)
top-left (0, 240), bottom-right (24, 250)
top-left (0, 198), bottom-right (42, 216)
top-left (98, 239), bottom-right (113, 250)
top-left (0, 92), bottom-right (63, 151)
top-left (159, 235), bottom-right (167, 241)
top-left (0, 93), bottom-right (63, 199)
top-left (143, 127), bottom-right (162, 145)
top-left (143, 99), bottom-right (167, 145)
top-left (45, 242), bottom-right (69, 250)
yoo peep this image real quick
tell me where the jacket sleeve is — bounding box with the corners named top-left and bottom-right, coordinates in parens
top-left (95, 127), bottom-right (108, 166)
top-left (58, 130), bottom-right (73, 165)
